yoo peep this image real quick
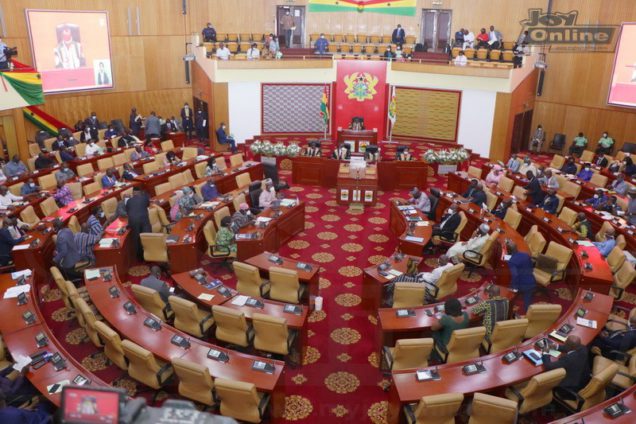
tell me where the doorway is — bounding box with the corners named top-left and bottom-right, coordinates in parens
top-left (511, 109), bottom-right (534, 154)
top-left (421, 9), bottom-right (452, 51)
top-left (276, 5), bottom-right (306, 49)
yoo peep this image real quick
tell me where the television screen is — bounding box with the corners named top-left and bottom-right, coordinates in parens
top-left (61, 386), bottom-right (122, 424)
top-left (608, 23), bottom-right (636, 108)
top-left (25, 9), bottom-right (113, 94)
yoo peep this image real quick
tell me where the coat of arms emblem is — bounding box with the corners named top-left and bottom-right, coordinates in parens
top-left (343, 72), bottom-right (378, 102)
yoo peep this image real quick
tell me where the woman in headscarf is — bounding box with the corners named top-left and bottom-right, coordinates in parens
top-left (485, 164), bottom-right (503, 185)
top-left (169, 190), bottom-right (184, 221)
top-left (177, 187), bottom-right (201, 219)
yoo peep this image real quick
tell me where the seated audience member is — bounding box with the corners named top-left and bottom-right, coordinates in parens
top-left (383, 45), bottom-right (396, 60)
top-left (0, 219), bottom-right (23, 265)
top-left (202, 22), bottom-right (217, 42)
top-left (408, 188), bottom-right (431, 213)
top-left (104, 124), bottom-right (117, 140)
top-left (595, 131), bottom-right (614, 155)
top-left (585, 188), bottom-right (608, 209)
top-left (569, 132), bottom-right (588, 156)
top-left (623, 156), bottom-right (636, 177)
top-left (215, 122), bottom-right (237, 153)
top-left (476, 28), bottom-right (489, 48)
top-left (216, 42), bottom-right (231, 60)
top-left (593, 228), bottom-right (616, 257)
top-left (544, 169), bottom-right (560, 190)
top-left (525, 171), bottom-right (544, 205)
top-left (608, 159), bottom-right (622, 174)
top-left (4, 155), bottom-right (28, 178)
top-left (165, 116), bottom-right (181, 133)
top-left (332, 144), bottom-right (350, 160)
top-left (529, 125), bottom-right (545, 152)
top-left (506, 154), bottom-right (521, 173)
top-left (204, 157), bottom-right (219, 176)
top-left (488, 25), bottom-right (502, 49)
top-left (0, 163), bottom-right (6, 185)
top-left (463, 179), bottom-right (479, 198)
top-left (141, 266), bottom-right (172, 302)
top-left (431, 298), bottom-right (470, 354)
top-left (216, 216), bottom-right (237, 253)
top-left (122, 163), bottom-right (138, 181)
top-left (536, 166), bottom-right (548, 186)
top-left (576, 163), bottom-right (594, 181)
top-left (447, 223), bottom-right (490, 260)
top-left (518, 157), bottom-right (537, 176)
top-left (493, 198), bottom-right (513, 219)
top-left (610, 174), bottom-right (627, 196)
top-left (259, 180), bottom-right (277, 209)
top-left (462, 29), bottom-right (475, 50)
top-left (87, 207), bottom-right (106, 236)
top-left (454, 28), bottom-right (465, 46)
top-left (397, 147), bottom-right (412, 161)
top-left (5, 217), bottom-right (27, 240)
top-left (599, 195), bottom-right (622, 215)
top-left (164, 150), bottom-right (180, 167)
top-left (232, 203), bottom-right (253, 230)
top-left (130, 145), bottom-right (150, 161)
top-left (51, 135), bottom-right (66, 151)
top-left (54, 162), bottom-right (75, 184)
top-left (177, 187), bottom-right (201, 219)
top-left (246, 43), bottom-right (260, 60)
top-left (201, 179), bottom-right (219, 201)
top-left (485, 165), bottom-right (503, 185)
top-left (541, 188), bottom-right (559, 214)
top-left (517, 30), bottom-right (529, 45)
top-left (473, 285), bottom-right (509, 336)
top-left (541, 335), bottom-right (591, 394)
top-left (101, 168), bottom-right (118, 188)
top-left (593, 153), bottom-right (609, 168)
top-left (629, 188), bottom-right (636, 225)
top-left (424, 204), bottom-right (461, 254)
top-left (59, 147), bottom-right (74, 163)
top-left (74, 222), bottom-right (99, 265)
top-left (314, 34), bottom-right (329, 55)
top-left (505, 240), bottom-right (536, 313)
top-left (593, 315), bottom-right (636, 360)
top-left (454, 50), bottom-right (467, 66)
top-left (560, 157), bottom-right (577, 175)
top-left (0, 391), bottom-right (53, 422)
top-left (119, 129), bottom-right (139, 148)
top-left (53, 180), bottom-right (73, 207)
top-left (415, 255), bottom-right (453, 286)
top-left (0, 185), bottom-right (23, 208)
top-left (53, 219), bottom-right (82, 279)
top-left (34, 152), bottom-right (55, 170)
top-left (85, 139), bottom-right (102, 156)
top-left (20, 179), bottom-right (39, 196)
top-left (468, 183), bottom-right (487, 207)
top-left (79, 124), bottom-right (92, 142)
top-left (572, 212), bottom-right (592, 239)
top-left (304, 142), bottom-right (321, 157)
top-left (169, 191), bottom-right (184, 222)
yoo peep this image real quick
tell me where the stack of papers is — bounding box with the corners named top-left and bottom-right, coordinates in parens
top-left (576, 240), bottom-right (595, 247)
top-left (231, 295), bottom-right (249, 306)
top-left (85, 269), bottom-right (101, 280)
top-left (405, 236), bottom-right (424, 243)
top-left (12, 354), bottom-right (32, 372)
top-left (388, 269), bottom-right (403, 277)
top-left (280, 199), bottom-right (296, 207)
top-left (415, 221), bottom-right (429, 227)
top-left (198, 293), bottom-right (215, 301)
top-left (3, 284), bottom-right (30, 299)
top-left (200, 201), bottom-right (219, 209)
top-left (576, 317), bottom-right (597, 328)
top-left (12, 270), bottom-right (32, 280)
top-left (256, 217), bottom-right (273, 224)
top-left (98, 238), bottom-right (117, 248)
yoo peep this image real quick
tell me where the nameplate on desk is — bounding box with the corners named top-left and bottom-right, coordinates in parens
top-left (283, 304), bottom-right (302, 315)
top-left (245, 297), bottom-right (264, 309)
top-left (462, 362), bottom-right (486, 376)
top-left (396, 309), bottom-right (415, 318)
top-left (415, 369), bottom-right (440, 381)
top-left (252, 360), bottom-right (275, 374)
top-left (35, 332), bottom-right (48, 348)
top-left (576, 317), bottom-right (597, 329)
top-left (197, 293), bottom-right (214, 301)
top-left (143, 317), bottom-right (162, 331)
top-left (123, 301), bottom-right (136, 315)
top-left (50, 353), bottom-right (66, 371)
top-left (236, 233), bottom-right (257, 240)
top-left (207, 348), bottom-right (229, 362)
top-left (604, 402), bottom-right (631, 418)
top-left (22, 310), bottom-right (35, 325)
top-left (268, 255), bottom-right (283, 265)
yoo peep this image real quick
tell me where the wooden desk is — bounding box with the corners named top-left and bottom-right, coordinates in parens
top-left (549, 384), bottom-right (636, 424)
top-left (377, 283), bottom-right (516, 353)
top-left (236, 202), bottom-right (305, 261)
top-left (567, 200), bottom-right (636, 251)
top-left (337, 129), bottom-right (378, 153)
top-left (0, 275), bottom-right (107, 406)
top-left (336, 163), bottom-right (378, 205)
top-left (94, 218), bottom-right (134, 273)
top-left (388, 201), bottom-right (432, 257)
top-left (377, 161), bottom-right (428, 191)
top-left (84, 267), bottom-right (286, 416)
top-left (69, 150), bottom-right (119, 172)
top-left (132, 157), bottom-right (209, 193)
top-left (362, 254), bottom-right (423, 313)
top-left (245, 252), bottom-right (320, 304)
top-left (387, 289), bottom-right (612, 424)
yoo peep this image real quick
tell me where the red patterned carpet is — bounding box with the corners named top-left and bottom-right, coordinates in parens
top-left (37, 164), bottom-right (635, 423)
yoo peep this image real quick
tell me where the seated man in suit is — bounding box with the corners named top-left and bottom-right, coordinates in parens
top-left (258, 180), bottom-right (278, 209)
top-left (447, 223), bottom-right (490, 260)
top-left (54, 162), bottom-right (75, 184)
top-left (541, 335), bottom-right (591, 396)
top-left (541, 188), bottom-right (559, 214)
top-left (201, 178), bottom-right (219, 201)
top-left (332, 144), bottom-right (350, 160)
top-left (468, 183), bottom-right (487, 208)
top-left (506, 154), bottom-right (521, 173)
top-left (560, 157), bottom-right (578, 175)
top-left (592, 315), bottom-right (636, 360)
top-left (576, 163), bottom-right (594, 181)
top-left (492, 198), bottom-right (513, 219)
top-left (397, 147), bottom-right (413, 161)
top-left (215, 122), bottom-right (237, 153)
top-left (231, 203), bottom-right (254, 230)
top-left (408, 188), bottom-right (430, 214)
top-left (594, 153), bottom-right (609, 168)
top-left (101, 168), bottom-right (118, 189)
top-left (518, 157), bottom-right (537, 176)
top-left (544, 169), bottom-right (560, 190)
top-left (304, 141), bottom-right (321, 157)
top-left (610, 173), bottom-right (628, 196)
top-left (424, 204), bottom-right (461, 254)
top-left (462, 179), bottom-right (479, 199)
top-left (141, 265), bottom-right (172, 303)
top-left (585, 188), bottom-right (608, 209)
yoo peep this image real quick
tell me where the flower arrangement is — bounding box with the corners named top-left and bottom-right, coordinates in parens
top-left (249, 140), bottom-right (262, 155)
top-left (272, 142), bottom-right (287, 156)
top-left (260, 140), bottom-right (274, 156)
top-left (286, 143), bottom-right (301, 157)
top-left (422, 148), bottom-right (470, 164)
top-left (250, 140), bottom-right (302, 157)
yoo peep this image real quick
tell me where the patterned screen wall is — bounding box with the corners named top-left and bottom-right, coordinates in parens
top-left (262, 84), bottom-right (329, 133)
top-left (391, 87), bottom-right (461, 142)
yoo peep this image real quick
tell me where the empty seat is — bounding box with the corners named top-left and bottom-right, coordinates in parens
top-left (435, 326), bottom-right (487, 364)
top-left (269, 266), bottom-right (306, 304)
top-left (484, 319), bottom-right (529, 353)
top-left (40, 197), bottom-right (59, 216)
top-left (20, 205), bottom-right (41, 227)
top-left (467, 166), bottom-right (482, 179)
top-left (161, 140), bottom-right (175, 152)
top-left (182, 146), bottom-right (198, 161)
top-left (392, 282), bottom-right (426, 308)
top-left (234, 261), bottom-right (270, 297)
top-left (505, 368), bottom-right (566, 414)
top-left (558, 206), bottom-right (577, 226)
top-left (252, 312), bottom-right (295, 356)
top-left (497, 176), bottom-right (514, 193)
top-left (214, 378), bottom-right (270, 423)
top-left (235, 173), bottom-right (251, 189)
top-left (83, 182), bottom-right (101, 196)
top-left (215, 156), bottom-right (227, 170)
top-left (468, 392), bottom-right (518, 424)
top-left (533, 241), bottom-right (572, 287)
top-left (611, 261), bottom-right (636, 300)
top-left (171, 357), bottom-right (216, 406)
top-left (121, 339), bottom-right (173, 390)
top-left (75, 297), bottom-right (102, 348)
top-left (524, 304), bottom-right (562, 338)
top-left (38, 173), bottom-right (57, 190)
top-left (94, 320), bottom-right (128, 370)
top-left (606, 246), bottom-right (625, 273)
top-left (212, 305), bottom-right (253, 347)
top-left (403, 393), bottom-right (464, 424)
top-left (140, 233), bottom-right (169, 264)
top-left (131, 283), bottom-right (174, 322)
top-left (168, 295), bottom-right (214, 338)
top-left (382, 338), bottom-right (434, 371)
top-left (592, 354), bottom-right (636, 390)
top-left (503, 208), bottom-right (522, 229)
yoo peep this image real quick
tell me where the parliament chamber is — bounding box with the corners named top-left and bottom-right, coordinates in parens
top-left (0, 1), bottom-right (635, 423)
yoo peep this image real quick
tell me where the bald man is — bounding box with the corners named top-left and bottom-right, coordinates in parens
top-left (592, 227), bottom-right (616, 257)
top-left (593, 315), bottom-right (636, 360)
top-left (541, 335), bottom-right (591, 394)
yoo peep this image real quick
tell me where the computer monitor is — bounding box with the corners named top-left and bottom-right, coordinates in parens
top-left (61, 385), bottom-right (126, 424)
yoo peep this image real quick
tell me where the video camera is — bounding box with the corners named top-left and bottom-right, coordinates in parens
top-left (3, 46), bottom-right (18, 60)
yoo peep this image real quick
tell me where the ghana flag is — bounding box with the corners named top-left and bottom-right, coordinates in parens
top-left (22, 105), bottom-right (73, 136)
top-left (0, 70), bottom-right (44, 111)
top-left (308, 0), bottom-right (416, 16)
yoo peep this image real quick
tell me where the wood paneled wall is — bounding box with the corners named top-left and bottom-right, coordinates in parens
top-left (532, 0), bottom-right (636, 151)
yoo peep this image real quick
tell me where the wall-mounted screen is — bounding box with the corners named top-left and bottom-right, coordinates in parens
top-left (608, 23), bottom-right (636, 108)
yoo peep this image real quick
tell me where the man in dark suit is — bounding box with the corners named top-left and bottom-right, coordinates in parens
top-left (0, 219), bottom-right (23, 266)
top-left (53, 219), bottom-right (82, 280)
top-left (215, 122), bottom-right (237, 153)
top-left (424, 204), bottom-right (461, 253)
top-left (469, 183), bottom-right (487, 207)
top-left (85, 112), bottom-right (100, 139)
top-left (181, 103), bottom-right (194, 139)
top-left (505, 240), bottom-right (536, 313)
top-left (392, 24), bottom-right (406, 46)
top-left (595, 154), bottom-right (609, 168)
top-left (195, 110), bottom-right (208, 142)
top-left (593, 315), bottom-right (636, 360)
top-left (525, 170), bottom-right (544, 205)
top-left (542, 188), bottom-right (559, 215)
top-left (51, 136), bottom-right (66, 151)
top-left (129, 107), bottom-right (142, 136)
top-left (542, 335), bottom-right (591, 394)
top-left (462, 179), bottom-right (478, 198)
top-left (126, 186), bottom-right (151, 260)
top-left (166, 116), bottom-right (180, 133)
top-left (332, 144), bottom-right (350, 160)
top-left (141, 266), bottom-right (172, 302)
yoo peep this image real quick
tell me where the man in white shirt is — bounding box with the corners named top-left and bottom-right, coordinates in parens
top-left (416, 255), bottom-right (453, 286)
top-left (462, 29), bottom-right (475, 50)
top-left (454, 51), bottom-right (467, 66)
top-left (216, 43), bottom-right (231, 60)
top-left (0, 185), bottom-right (23, 208)
top-left (447, 224), bottom-right (490, 259)
top-left (246, 43), bottom-right (260, 60)
top-left (409, 188), bottom-right (431, 213)
top-left (544, 169), bottom-right (560, 190)
top-left (488, 25), bottom-right (503, 49)
top-left (85, 140), bottom-right (102, 156)
top-left (258, 180), bottom-right (278, 209)
top-left (518, 156), bottom-right (537, 176)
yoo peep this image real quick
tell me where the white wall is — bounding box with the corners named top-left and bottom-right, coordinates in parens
top-left (227, 82), bottom-right (261, 144)
top-left (457, 89), bottom-right (497, 158)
